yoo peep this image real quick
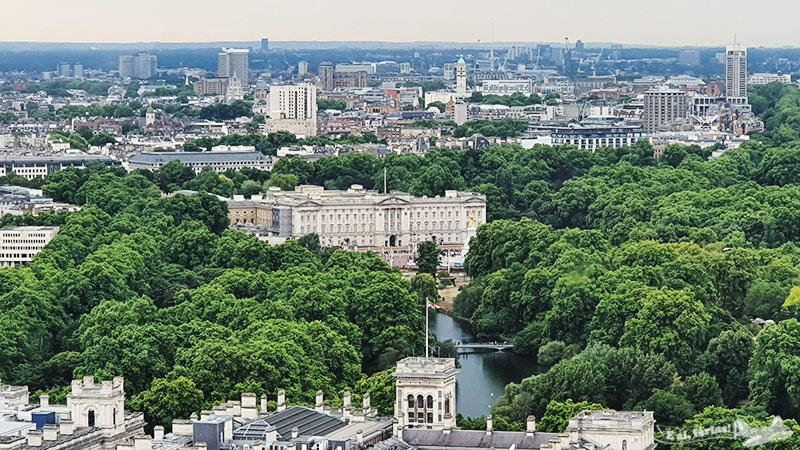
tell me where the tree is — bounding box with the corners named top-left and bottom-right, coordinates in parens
top-left (678, 372), bottom-right (724, 412)
top-left (416, 241), bottom-right (440, 275)
top-left (638, 389), bottom-right (694, 426)
top-left (266, 173), bottom-right (299, 191)
top-left (130, 376), bottom-right (205, 429)
top-left (749, 319), bottom-right (800, 419)
top-left (537, 341), bottom-right (568, 366)
top-left (537, 399), bottom-right (604, 432)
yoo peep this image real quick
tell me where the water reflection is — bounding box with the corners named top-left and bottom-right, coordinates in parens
top-left (428, 311), bottom-right (543, 418)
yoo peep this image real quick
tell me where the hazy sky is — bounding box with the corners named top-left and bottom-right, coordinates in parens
top-left (3, 0), bottom-right (799, 47)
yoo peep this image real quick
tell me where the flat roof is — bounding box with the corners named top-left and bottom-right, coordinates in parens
top-left (130, 152), bottom-right (269, 164)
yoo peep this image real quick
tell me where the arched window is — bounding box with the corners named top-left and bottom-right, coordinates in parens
top-left (88, 410), bottom-right (95, 427)
top-left (622, 440), bottom-right (627, 450)
top-left (113, 407), bottom-right (117, 426)
top-left (417, 395), bottom-right (424, 409)
top-left (426, 395), bottom-right (434, 409)
top-left (407, 395), bottom-right (414, 409)
top-left (444, 399), bottom-right (450, 415)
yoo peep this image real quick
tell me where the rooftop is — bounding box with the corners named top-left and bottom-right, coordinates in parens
top-left (130, 151), bottom-right (270, 164)
top-left (233, 407), bottom-right (346, 441)
top-left (402, 429), bottom-right (558, 450)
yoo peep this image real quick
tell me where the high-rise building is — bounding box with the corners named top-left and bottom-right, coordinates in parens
top-left (133, 52), bottom-right (157, 79)
top-left (456, 57), bottom-right (467, 95)
top-left (57, 62), bottom-right (71, 78)
top-left (217, 48), bottom-right (250, 80)
top-left (644, 86), bottom-right (689, 133)
top-left (261, 38), bottom-right (269, 52)
top-left (319, 61), bottom-right (334, 91)
top-left (73, 63), bottom-right (84, 79)
top-left (298, 61), bottom-right (308, 76)
top-left (726, 43), bottom-right (748, 104)
top-left (118, 55), bottom-right (135, 78)
top-left (265, 83), bottom-right (318, 136)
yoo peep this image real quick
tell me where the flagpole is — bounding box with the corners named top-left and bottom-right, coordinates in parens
top-left (425, 299), bottom-right (429, 358)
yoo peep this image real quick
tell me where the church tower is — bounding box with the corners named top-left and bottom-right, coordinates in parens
top-left (455, 58), bottom-right (468, 95)
top-left (393, 357), bottom-right (459, 431)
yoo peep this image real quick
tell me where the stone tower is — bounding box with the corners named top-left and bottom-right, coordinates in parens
top-left (67, 376), bottom-right (126, 432)
top-left (393, 357), bottom-right (459, 431)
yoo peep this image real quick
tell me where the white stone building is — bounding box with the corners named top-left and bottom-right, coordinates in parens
top-left (393, 358), bottom-right (458, 430)
top-left (0, 226), bottom-right (59, 267)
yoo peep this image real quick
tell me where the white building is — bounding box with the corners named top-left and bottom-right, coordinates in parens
top-left (725, 43), bottom-right (748, 104)
top-left (218, 48), bottom-right (250, 80)
top-left (393, 357), bottom-right (458, 430)
top-left (298, 60), bottom-right (309, 76)
top-left (480, 79), bottom-right (534, 96)
top-left (749, 73), bottom-right (792, 85)
top-left (0, 226), bottom-right (59, 267)
top-left (456, 58), bottom-right (468, 95)
top-left (265, 83), bottom-right (318, 136)
top-left (0, 154), bottom-right (119, 180)
top-left (128, 150), bottom-right (272, 174)
top-left (133, 53), bottom-right (158, 79)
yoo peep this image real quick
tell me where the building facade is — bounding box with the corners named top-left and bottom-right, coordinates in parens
top-left (128, 150), bottom-right (272, 174)
top-left (265, 83), bottom-right (318, 136)
top-left (456, 58), bottom-right (467, 95)
top-left (218, 48), bottom-right (250, 80)
top-left (545, 125), bottom-right (644, 151)
top-left (726, 43), bottom-right (748, 104)
top-left (0, 226), bottom-right (59, 267)
top-left (644, 86), bottom-right (689, 133)
top-left (0, 155), bottom-right (119, 180)
top-left (393, 358), bottom-right (458, 431)
top-left (320, 61), bottom-right (335, 91)
top-left (749, 73), bottom-right (792, 85)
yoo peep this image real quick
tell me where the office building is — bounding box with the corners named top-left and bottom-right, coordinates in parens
top-left (0, 226), bottom-right (59, 267)
top-left (57, 62), bottom-right (71, 78)
top-left (193, 78), bottom-right (229, 96)
top-left (644, 86), bottom-right (689, 133)
top-left (400, 62), bottom-right (412, 74)
top-left (119, 55), bottom-right (135, 78)
top-left (678, 49), bottom-right (701, 66)
top-left (319, 61), bottom-right (335, 90)
top-left (298, 60), bottom-right (309, 76)
top-left (129, 149), bottom-right (272, 174)
top-left (393, 357), bottom-right (458, 430)
top-left (133, 53), bottom-right (158, 79)
top-left (217, 48), bottom-right (250, 80)
top-left (73, 63), bottom-right (84, 78)
top-left (0, 154), bottom-right (119, 180)
top-left (726, 43), bottom-right (748, 104)
top-left (264, 83), bottom-right (318, 136)
top-left (456, 57), bottom-right (468, 94)
top-left (261, 38), bottom-right (269, 52)
top-left (749, 73), bottom-right (792, 85)
top-left (544, 125), bottom-right (645, 151)
top-left (480, 79), bottom-right (534, 96)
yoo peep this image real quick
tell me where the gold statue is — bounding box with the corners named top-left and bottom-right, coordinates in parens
top-left (469, 212), bottom-right (476, 228)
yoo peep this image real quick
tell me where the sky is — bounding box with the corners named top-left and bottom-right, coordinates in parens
top-left (3, 0), bottom-right (800, 47)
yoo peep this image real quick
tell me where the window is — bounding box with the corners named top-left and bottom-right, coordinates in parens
top-left (444, 399), bottom-right (450, 415)
top-left (417, 395), bottom-right (424, 408)
top-left (88, 410), bottom-right (95, 427)
top-left (426, 395), bottom-right (434, 409)
top-left (407, 395), bottom-right (414, 408)
top-left (622, 440), bottom-right (627, 450)
top-left (427, 412), bottom-right (433, 423)
top-left (417, 412), bottom-right (424, 423)
top-left (408, 412), bottom-right (414, 423)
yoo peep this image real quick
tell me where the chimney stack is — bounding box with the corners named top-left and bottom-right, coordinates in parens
top-left (242, 393), bottom-right (258, 419)
top-left (291, 427), bottom-right (299, 439)
top-left (60, 419), bottom-right (74, 436)
top-left (265, 425), bottom-right (278, 443)
top-left (486, 414), bottom-right (493, 435)
top-left (526, 416), bottom-right (536, 436)
top-left (201, 410), bottom-right (213, 420)
top-left (277, 390), bottom-right (286, 412)
top-left (315, 390), bottom-right (324, 413)
top-left (288, 441), bottom-right (297, 450)
top-left (42, 425), bottom-right (58, 441)
top-left (357, 429), bottom-right (363, 445)
top-left (134, 435), bottom-right (153, 450)
top-left (154, 426), bottom-right (165, 442)
top-left (40, 394), bottom-right (49, 408)
top-left (27, 430), bottom-right (42, 447)
top-left (362, 392), bottom-right (371, 414)
top-left (343, 392), bottom-right (351, 409)
top-left (260, 394), bottom-right (268, 412)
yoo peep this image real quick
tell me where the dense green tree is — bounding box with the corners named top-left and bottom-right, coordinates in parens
top-left (416, 241), bottom-right (440, 275)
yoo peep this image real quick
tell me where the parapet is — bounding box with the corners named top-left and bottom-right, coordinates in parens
top-left (70, 376), bottom-right (125, 396)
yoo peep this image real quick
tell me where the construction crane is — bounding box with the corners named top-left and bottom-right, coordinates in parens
top-left (592, 48), bottom-right (604, 77)
top-left (563, 37), bottom-right (570, 75)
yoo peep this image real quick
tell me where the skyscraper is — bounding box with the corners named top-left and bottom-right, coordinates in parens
top-left (133, 53), bottom-right (157, 79)
top-left (73, 63), bottom-right (84, 79)
top-left (298, 61), bottom-right (309, 76)
top-left (261, 38), bottom-right (269, 52)
top-left (726, 43), bottom-right (748, 104)
top-left (217, 49), bottom-right (250, 80)
top-left (319, 61), bottom-right (334, 91)
top-left (265, 83), bottom-right (318, 136)
top-left (57, 62), bottom-right (71, 78)
top-left (119, 55), bottom-right (134, 78)
top-left (456, 57), bottom-right (467, 95)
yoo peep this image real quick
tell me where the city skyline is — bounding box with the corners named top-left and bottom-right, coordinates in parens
top-left (4, 0), bottom-right (800, 47)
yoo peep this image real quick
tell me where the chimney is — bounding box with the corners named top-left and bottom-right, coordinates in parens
top-left (232, 400), bottom-right (242, 417)
top-left (288, 441), bottom-right (297, 450)
top-left (265, 425), bottom-right (278, 443)
top-left (242, 393), bottom-right (258, 419)
top-left (526, 416), bottom-right (536, 436)
top-left (42, 425), bottom-right (58, 441)
top-left (343, 392), bottom-right (351, 410)
top-left (277, 390), bottom-right (286, 412)
top-left (60, 419), bottom-right (74, 436)
top-left (392, 419), bottom-right (399, 437)
top-left (225, 402), bottom-right (235, 416)
top-left (362, 392), bottom-right (371, 413)
top-left (40, 394), bottom-right (49, 408)
top-left (154, 426), bottom-right (165, 442)
top-left (201, 410), bottom-right (213, 420)
top-left (315, 391), bottom-right (324, 413)
top-left (486, 415), bottom-right (493, 435)
top-left (260, 394), bottom-right (268, 412)
top-left (356, 430), bottom-right (363, 445)
top-left (27, 430), bottom-right (42, 447)
top-left (443, 427), bottom-right (451, 435)
top-left (134, 435), bottom-right (153, 450)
